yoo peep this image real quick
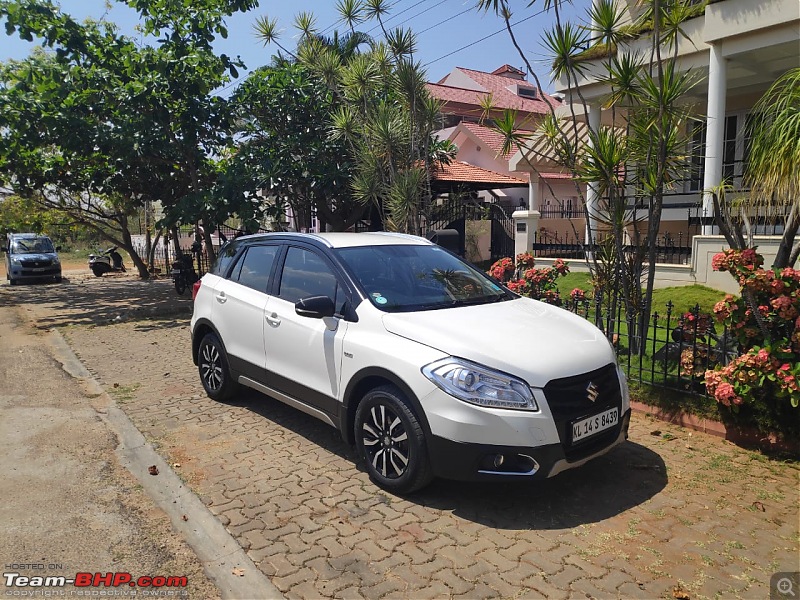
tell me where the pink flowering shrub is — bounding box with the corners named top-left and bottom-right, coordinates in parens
top-left (487, 253), bottom-right (570, 306)
top-left (570, 288), bottom-right (587, 302)
top-left (488, 257), bottom-right (514, 281)
top-left (704, 248), bottom-right (799, 434)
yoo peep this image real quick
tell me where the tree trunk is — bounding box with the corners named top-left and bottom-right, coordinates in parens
top-left (773, 203), bottom-right (798, 268)
top-left (120, 216), bottom-right (150, 279)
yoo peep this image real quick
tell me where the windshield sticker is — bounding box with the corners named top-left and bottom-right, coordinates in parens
top-left (374, 296), bottom-right (388, 305)
top-left (488, 283), bottom-right (502, 291)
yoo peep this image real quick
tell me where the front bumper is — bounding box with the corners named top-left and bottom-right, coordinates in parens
top-left (427, 409), bottom-right (631, 481)
top-left (8, 266), bottom-right (62, 281)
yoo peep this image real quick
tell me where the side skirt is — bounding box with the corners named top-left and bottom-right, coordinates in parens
top-left (238, 376), bottom-right (337, 429)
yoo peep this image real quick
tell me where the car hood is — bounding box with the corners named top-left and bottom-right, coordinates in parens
top-left (11, 253), bottom-right (56, 262)
top-left (381, 297), bottom-right (616, 387)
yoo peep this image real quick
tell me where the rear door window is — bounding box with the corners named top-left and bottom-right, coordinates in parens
top-left (231, 245), bottom-right (280, 293)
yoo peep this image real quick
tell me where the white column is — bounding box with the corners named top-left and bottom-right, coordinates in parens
top-left (585, 103), bottom-right (601, 244)
top-left (702, 42), bottom-right (727, 235)
top-left (528, 174), bottom-right (540, 211)
top-left (512, 210), bottom-right (541, 257)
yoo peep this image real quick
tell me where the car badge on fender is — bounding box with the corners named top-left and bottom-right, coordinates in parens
top-left (586, 382), bottom-right (600, 403)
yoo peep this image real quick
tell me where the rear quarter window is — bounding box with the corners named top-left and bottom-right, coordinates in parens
top-left (211, 242), bottom-right (240, 277)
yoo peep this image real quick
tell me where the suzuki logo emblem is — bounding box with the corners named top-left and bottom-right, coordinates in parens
top-left (586, 382), bottom-right (600, 403)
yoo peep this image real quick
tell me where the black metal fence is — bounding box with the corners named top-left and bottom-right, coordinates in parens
top-left (531, 231), bottom-right (694, 265)
top-left (564, 293), bottom-right (733, 398)
top-left (129, 239), bottom-right (210, 278)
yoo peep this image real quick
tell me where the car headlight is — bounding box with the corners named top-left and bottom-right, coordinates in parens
top-left (10, 257), bottom-right (21, 266)
top-left (52, 256), bottom-right (60, 264)
top-left (422, 357), bottom-right (538, 411)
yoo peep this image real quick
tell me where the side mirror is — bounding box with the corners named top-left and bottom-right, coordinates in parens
top-left (55, 246), bottom-right (62, 252)
top-left (295, 295), bottom-right (336, 319)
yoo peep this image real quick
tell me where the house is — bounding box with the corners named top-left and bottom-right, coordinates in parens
top-left (510, 0), bottom-right (800, 248)
top-left (427, 65), bottom-right (580, 252)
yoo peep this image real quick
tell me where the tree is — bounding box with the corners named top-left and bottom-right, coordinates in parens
top-left (712, 68), bottom-right (800, 269)
top-left (0, 0), bottom-right (257, 274)
top-left (229, 59), bottom-right (365, 232)
top-left (254, 0), bottom-right (456, 234)
top-left (478, 0), bottom-right (698, 354)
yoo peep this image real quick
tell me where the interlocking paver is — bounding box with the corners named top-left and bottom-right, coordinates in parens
top-left (12, 278), bottom-right (797, 600)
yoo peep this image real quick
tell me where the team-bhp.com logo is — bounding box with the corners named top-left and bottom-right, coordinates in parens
top-left (4, 572), bottom-right (188, 589)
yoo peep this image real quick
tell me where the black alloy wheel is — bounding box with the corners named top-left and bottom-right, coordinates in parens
top-left (197, 333), bottom-right (238, 401)
top-left (355, 385), bottom-right (433, 494)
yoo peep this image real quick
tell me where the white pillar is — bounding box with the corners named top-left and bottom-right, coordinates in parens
top-left (512, 210), bottom-right (541, 257)
top-left (702, 42), bottom-right (727, 235)
top-left (528, 174), bottom-right (541, 211)
top-left (585, 103), bottom-right (601, 244)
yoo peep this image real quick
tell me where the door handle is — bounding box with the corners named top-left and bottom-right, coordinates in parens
top-left (215, 291), bottom-right (227, 303)
top-left (265, 312), bottom-right (281, 327)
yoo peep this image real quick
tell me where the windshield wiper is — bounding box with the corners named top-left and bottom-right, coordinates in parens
top-left (448, 295), bottom-right (507, 307)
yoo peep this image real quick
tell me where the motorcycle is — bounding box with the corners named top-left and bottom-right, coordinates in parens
top-left (88, 247), bottom-right (127, 277)
top-left (171, 252), bottom-right (199, 295)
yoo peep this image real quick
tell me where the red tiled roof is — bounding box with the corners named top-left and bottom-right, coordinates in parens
top-left (429, 67), bottom-right (561, 115)
top-left (458, 122), bottom-right (537, 160)
top-left (431, 161), bottom-right (528, 186)
top-left (427, 82), bottom-right (489, 107)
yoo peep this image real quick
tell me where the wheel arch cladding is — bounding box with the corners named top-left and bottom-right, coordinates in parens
top-left (341, 368), bottom-right (431, 446)
top-left (191, 319), bottom-right (220, 365)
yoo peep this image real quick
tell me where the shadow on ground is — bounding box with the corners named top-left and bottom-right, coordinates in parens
top-left (226, 387), bottom-right (668, 530)
top-left (0, 275), bottom-right (192, 329)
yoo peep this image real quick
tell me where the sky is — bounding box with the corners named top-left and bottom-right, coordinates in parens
top-left (0, 0), bottom-right (586, 95)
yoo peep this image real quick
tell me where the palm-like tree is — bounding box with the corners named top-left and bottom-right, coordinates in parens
top-left (743, 67), bottom-right (800, 268)
top-left (254, 3), bottom-right (455, 234)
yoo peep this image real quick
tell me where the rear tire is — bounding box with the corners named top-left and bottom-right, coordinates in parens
top-left (175, 276), bottom-right (187, 295)
top-left (197, 333), bottom-right (239, 401)
top-left (355, 385), bottom-right (433, 494)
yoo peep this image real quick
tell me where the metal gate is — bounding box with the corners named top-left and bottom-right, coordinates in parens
top-left (424, 200), bottom-right (515, 261)
top-left (489, 204), bottom-right (514, 261)
top-left (424, 199), bottom-right (487, 256)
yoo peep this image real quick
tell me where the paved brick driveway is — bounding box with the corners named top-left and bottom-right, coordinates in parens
top-left (7, 277), bottom-right (799, 599)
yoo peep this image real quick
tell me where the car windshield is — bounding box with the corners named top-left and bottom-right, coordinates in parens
top-left (337, 244), bottom-right (512, 312)
top-left (10, 237), bottom-right (55, 254)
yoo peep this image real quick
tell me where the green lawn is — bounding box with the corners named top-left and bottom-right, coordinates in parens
top-left (556, 271), bottom-right (725, 315)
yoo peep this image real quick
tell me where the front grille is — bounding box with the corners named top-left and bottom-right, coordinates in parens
top-left (543, 363), bottom-right (622, 461)
top-left (20, 259), bottom-right (51, 268)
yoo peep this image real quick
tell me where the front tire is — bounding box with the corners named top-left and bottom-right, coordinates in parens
top-left (91, 265), bottom-right (106, 277)
top-left (355, 385), bottom-right (433, 494)
top-left (197, 333), bottom-right (238, 401)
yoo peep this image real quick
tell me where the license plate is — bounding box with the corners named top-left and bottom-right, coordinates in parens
top-left (572, 407), bottom-right (618, 443)
top-left (172, 269), bottom-right (181, 274)
top-left (32, 267), bottom-right (46, 272)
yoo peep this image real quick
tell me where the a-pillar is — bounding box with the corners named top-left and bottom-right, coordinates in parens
top-left (702, 42), bottom-right (726, 235)
top-left (585, 103), bottom-right (601, 244)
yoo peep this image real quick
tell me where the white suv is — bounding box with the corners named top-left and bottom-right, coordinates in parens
top-left (190, 232), bottom-right (631, 493)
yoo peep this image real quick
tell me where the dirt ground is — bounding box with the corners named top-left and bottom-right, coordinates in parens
top-left (0, 286), bottom-right (219, 598)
